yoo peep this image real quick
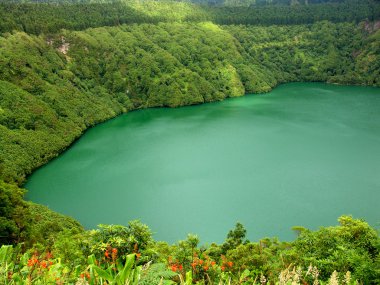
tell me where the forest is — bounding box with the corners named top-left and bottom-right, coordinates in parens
top-left (0, 0), bottom-right (380, 284)
top-left (1, 0), bottom-right (379, 34)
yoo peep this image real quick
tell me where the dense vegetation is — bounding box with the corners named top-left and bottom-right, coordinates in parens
top-left (1, 216), bottom-right (380, 284)
top-left (1, 0), bottom-right (379, 34)
top-left (0, 0), bottom-right (379, 283)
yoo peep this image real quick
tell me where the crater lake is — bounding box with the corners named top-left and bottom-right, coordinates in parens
top-left (25, 83), bottom-right (380, 243)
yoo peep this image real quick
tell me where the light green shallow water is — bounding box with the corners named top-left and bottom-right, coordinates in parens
top-left (25, 83), bottom-right (380, 243)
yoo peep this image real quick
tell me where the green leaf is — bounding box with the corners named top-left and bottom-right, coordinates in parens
top-left (0, 245), bottom-right (13, 264)
top-left (87, 254), bottom-right (96, 265)
top-left (131, 265), bottom-right (142, 285)
top-left (116, 258), bottom-right (124, 272)
top-left (92, 265), bottom-right (114, 282)
top-left (240, 269), bottom-right (251, 282)
top-left (115, 254), bottom-right (135, 284)
top-left (185, 271), bottom-right (192, 285)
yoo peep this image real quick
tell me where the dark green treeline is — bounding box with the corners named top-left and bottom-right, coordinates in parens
top-left (1, 0), bottom-right (379, 34)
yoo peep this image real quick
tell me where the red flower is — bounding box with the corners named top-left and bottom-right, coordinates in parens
top-left (136, 253), bottom-right (141, 259)
top-left (211, 261), bottom-right (216, 266)
top-left (191, 262), bottom-right (197, 269)
top-left (105, 250), bottom-right (110, 259)
top-left (40, 261), bottom-right (48, 269)
top-left (27, 258), bottom-right (38, 267)
top-left (199, 259), bottom-right (204, 265)
top-left (179, 264), bottom-right (183, 271)
top-left (228, 261), bottom-right (233, 267)
top-left (221, 266), bottom-right (225, 271)
top-left (112, 248), bottom-right (118, 260)
top-left (170, 265), bottom-right (178, 272)
top-left (203, 265), bottom-right (209, 271)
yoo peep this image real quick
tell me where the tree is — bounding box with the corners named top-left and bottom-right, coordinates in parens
top-left (292, 216), bottom-right (380, 283)
top-left (221, 222), bottom-right (248, 253)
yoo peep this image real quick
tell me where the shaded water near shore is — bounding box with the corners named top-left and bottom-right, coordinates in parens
top-left (26, 83), bottom-right (380, 243)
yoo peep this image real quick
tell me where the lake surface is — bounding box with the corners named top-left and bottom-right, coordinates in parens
top-left (25, 83), bottom-right (380, 243)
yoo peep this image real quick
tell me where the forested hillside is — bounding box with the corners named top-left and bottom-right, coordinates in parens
top-left (1, 0), bottom-right (379, 33)
top-left (0, 0), bottom-right (379, 284)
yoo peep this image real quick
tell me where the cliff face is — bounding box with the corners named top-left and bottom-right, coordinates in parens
top-left (363, 20), bottom-right (380, 33)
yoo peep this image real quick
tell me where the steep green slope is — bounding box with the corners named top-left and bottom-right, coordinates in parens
top-left (225, 21), bottom-right (380, 84)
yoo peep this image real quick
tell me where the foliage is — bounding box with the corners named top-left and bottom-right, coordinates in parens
top-left (22, 202), bottom-right (83, 248)
top-left (139, 263), bottom-right (177, 285)
top-left (0, 216), bottom-right (378, 284)
top-left (83, 221), bottom-right (155, 264)
top-left (87, 253), bottom-right (142, 285)
top-left (291, 216), bottom-right (380, 283)
top-left (0, 180), bottom-right (83, 248)
top-left (0, 0), bottom-right (379, 34)
top-left (0, 180), bottom-right (27, 245)
top-left (221, 222), bottom-right (248, 253)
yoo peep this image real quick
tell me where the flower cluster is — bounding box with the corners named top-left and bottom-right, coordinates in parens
top-left (170, 263), bottom-right (184, 272)
top-left (168, 256), bottom-right (184, 273)
top-left (104, 247), bottom-right (118, 261)
top-left (27, 256), bottom-right (38, 267)
top-left (80, 273), bottom-right (91, 280)
top-left (220, 255), bottom-right (233, 271)
top-left (27, 252), bottom-right (54, 270)
top-left (191, 257), bottom-right (217, 272)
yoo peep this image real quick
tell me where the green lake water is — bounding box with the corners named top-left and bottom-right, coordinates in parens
top-left (25, 83), bottom-right (380, 243)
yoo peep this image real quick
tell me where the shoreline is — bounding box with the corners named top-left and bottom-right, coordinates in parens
top-left (21, 81), bottom-right (380, 188)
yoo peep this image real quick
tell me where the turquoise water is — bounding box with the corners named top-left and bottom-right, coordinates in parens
top-left (25, 83), bottom-right (380, 243)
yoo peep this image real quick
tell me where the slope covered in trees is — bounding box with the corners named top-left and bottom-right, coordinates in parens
top-left (0, 0), bottom-right (379, 283)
